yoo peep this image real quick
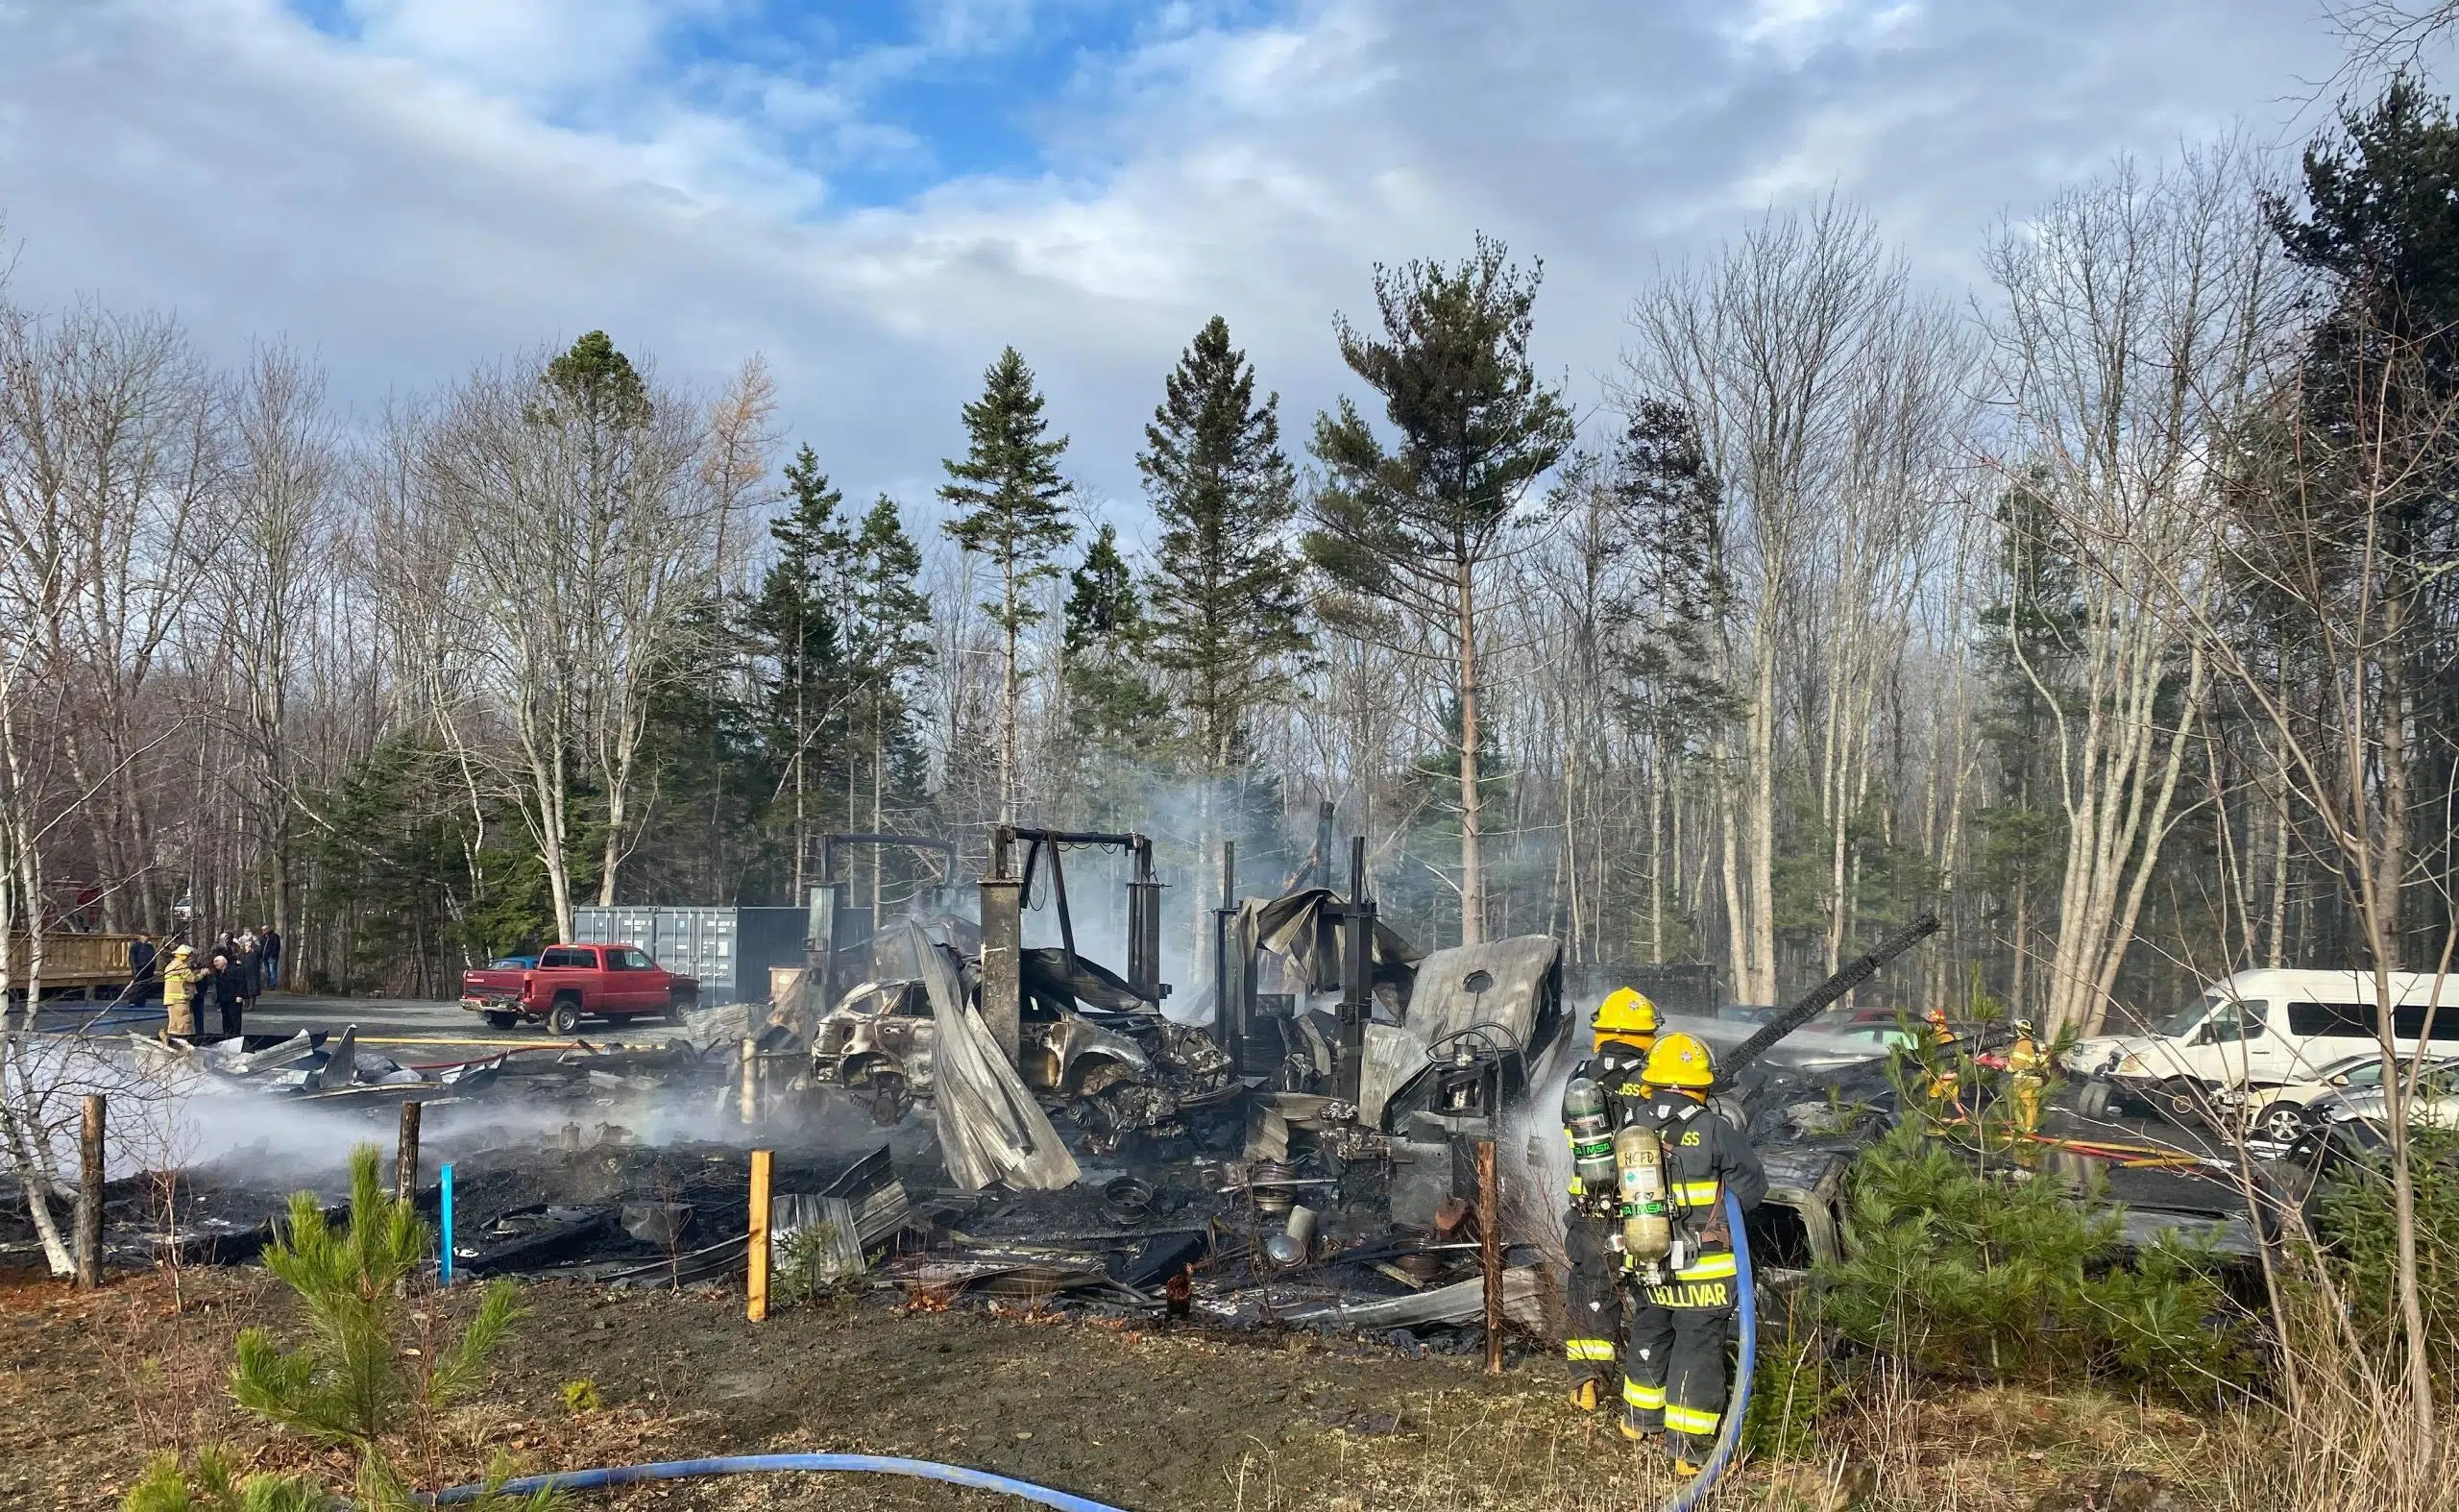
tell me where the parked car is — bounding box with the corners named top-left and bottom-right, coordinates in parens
top-left (2239, 1051), bottom-right (2445, 1146)
top-left (2314, 1059), bottom-right (2459, 1134)
top-left (459, 943), bottom-right (699, 1034)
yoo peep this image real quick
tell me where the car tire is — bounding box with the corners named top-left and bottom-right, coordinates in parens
top-left (2073, 1081), bottom-right (2113, 1120)
top-left (547, 997), bottom-right (582, 1036)
top-left (2156, 1078), bottom-right (2210, 1125)
top-left (2256, 1102), bottom-right (2309, 1146)
top-left (483, 1012), bottom-right (519, 1031)
top-left (666, 991), bottom-right (693, 1025)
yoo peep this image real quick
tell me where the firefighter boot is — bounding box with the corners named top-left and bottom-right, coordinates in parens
top-left (1569, 1378), bottom-right (1599, 1412)
top-left (1619, 1409), bottom-right (1662, 1446)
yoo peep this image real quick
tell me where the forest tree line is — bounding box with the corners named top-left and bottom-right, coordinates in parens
top-left (3, 85), bottom-right (2457, 1035)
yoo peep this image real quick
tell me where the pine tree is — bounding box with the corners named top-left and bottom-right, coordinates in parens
top-left (1140, 315), bottom-right (1310, 786)
top-left (940, 348), bottom-right (1074, 824)
top-left (748, 446), bottom-right (851, 894)
top-left (844, 495), bottom-right (934, 906)
top-left (1059, 525), bottom-right (1169, 823)
top-left (1306, 236), bottom-right (1575, 942)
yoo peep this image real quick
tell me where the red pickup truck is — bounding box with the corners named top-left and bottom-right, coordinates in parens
top-left (459, 944), bottom-right (699, 1035)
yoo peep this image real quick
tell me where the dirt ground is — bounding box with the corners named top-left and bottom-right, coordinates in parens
top-left (1, 1264), bottom-right (2228, 1512)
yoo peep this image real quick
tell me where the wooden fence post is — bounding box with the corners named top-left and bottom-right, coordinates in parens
top-left (76, 1095), bottom-right (105, 1291)
top-left (746, 1148), bottom-right (773, 1322)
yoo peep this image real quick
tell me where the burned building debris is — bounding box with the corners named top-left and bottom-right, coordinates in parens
top-left (2, 822), bottom-right (2276, 1372)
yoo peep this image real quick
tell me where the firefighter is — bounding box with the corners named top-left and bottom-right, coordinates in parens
top-left (1921, 1007), bottom-right (1963, 1119)
top-left (1619, 1032), bottom-right (1766, 1474)
top-left (1560, 988), bottom-right (1659, 1411)
top-left (159, 944), bottom-right (201, 1040)
top-left (2007, 1018), bottom-right (2048, 1135)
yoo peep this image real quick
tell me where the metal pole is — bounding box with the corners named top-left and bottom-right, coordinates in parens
top-left (75, 1095), bottom-right (105, 1290)
top-left (396, 1100), bottom-right (422, 1206)
top-left (439, 1162), bottom-right (455, 1287)
top-left (1214, 841), bottom-right (1237, 1049)
top-left (746, 1149), bottom-right (773, 1322)
top-left (1477, 1138), bottom-right (1502, 1374)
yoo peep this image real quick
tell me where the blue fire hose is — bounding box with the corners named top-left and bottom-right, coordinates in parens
top-left (433, 1197), bottom-right (1753, 1512)
top-left (432, 1453), bottom-right (1134, 1510)
top-left (1661, 1190), bottom-right (1756, 1512)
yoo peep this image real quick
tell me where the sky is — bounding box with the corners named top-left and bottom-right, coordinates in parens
top-left (0, 0), bottom-right (2379, 541)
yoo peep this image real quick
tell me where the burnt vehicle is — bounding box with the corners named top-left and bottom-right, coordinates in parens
top-left (811, 919), bottom-right (1235, 1148)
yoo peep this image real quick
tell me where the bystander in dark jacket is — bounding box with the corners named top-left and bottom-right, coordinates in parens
top-left (210, 952), bottom-right (245, 1038)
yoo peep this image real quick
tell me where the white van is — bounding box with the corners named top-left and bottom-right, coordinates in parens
top-left (2065, 968), bottom-right (2459, 1118)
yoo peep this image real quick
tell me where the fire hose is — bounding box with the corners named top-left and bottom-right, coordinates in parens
top-left (432, 1452), bottom-right (1135, 1510)
top-left (1657, 1189), bottom-right (1756, 1512)
top-left (430, 1207), bottom-right (1756, 1512)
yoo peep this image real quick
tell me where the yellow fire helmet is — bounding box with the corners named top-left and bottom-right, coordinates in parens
top-left (1591, 987), bottom-right (1659, 1046)
top-left (1643, 1031), bottom-right (1716, 1089)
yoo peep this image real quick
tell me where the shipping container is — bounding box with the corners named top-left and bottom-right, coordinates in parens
top-left (568, 906), bottom-right (806, 1006)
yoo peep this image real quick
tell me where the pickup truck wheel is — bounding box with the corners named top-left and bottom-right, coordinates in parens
top-left (665, 991), bottom-right (693, 1025)
top-left (482, 1012), bottom-right (519, 1031)
top-left (547, 997), bottom-right (582, 1036)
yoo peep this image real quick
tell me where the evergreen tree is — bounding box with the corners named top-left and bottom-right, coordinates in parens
top-left (844, 495), bottom-right (935, 905)
top-left (1306, 236), bottom-right (1575, 942)
top-left (748, 446), bottom-right (851, 894)
top-left (2272, 81), bottom-right (2459, 956)
top-left (940, 347), bottom-right (1074, 824)
top-left (1139, 316), bottom-right (1310, 779)
top-left (1059, 525), bottom-right (1170, 824)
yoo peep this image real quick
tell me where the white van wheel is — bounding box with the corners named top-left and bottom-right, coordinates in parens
top-left (2156, 1079), bottom-right (2209, 1124)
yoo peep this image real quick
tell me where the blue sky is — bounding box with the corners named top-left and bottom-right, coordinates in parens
top-left (0, 0), bottom-right (2387, 535)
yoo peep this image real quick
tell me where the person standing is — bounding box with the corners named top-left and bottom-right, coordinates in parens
top-left (1617, 1033), bottom-right (1766, 1476)
top-left (211, 951), bottom-right (245, 1039)
top-left (235, 929), bottom-right (263, 1018)
top-left (160, 944), bottom-right (201, 1039)
top-left (2007, 1019), bottom-right (2049, 1136)
top-left (1559, 988), bottom-right (1661, 1412)
top-left (128, 935), bottom-right (158, 1005)
top-left (260, 923), bottom-right (283, 992)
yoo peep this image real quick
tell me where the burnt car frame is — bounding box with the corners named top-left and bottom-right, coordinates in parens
top-left (810, 922), bottom-right (1234, 1146)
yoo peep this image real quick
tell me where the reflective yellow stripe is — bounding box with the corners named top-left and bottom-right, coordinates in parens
top-left (1622, 1380), bottom-right (1666, 1408)
top-left (1675, 1251), bottom-right (1738, 1281)
top-left (1665, 1403), bottom-right (1720, 1434)
top-left (1567, 1177), bottom-right (1586, 1196)
top-left (1565, 1338), bottom-right (1617, 1361)
top-left (1675, 1181), bottom-right (1720, 1207)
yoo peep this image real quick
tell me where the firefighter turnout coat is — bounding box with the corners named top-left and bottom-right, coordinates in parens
top-left (1561, 1045), bottom-right (1651, 1387)
top-left (1620, 1087), bottom-right (1767, 1457)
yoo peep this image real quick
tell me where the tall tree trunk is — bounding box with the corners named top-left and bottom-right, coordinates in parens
top-left (1455, 555), bottom-right (1485, 945)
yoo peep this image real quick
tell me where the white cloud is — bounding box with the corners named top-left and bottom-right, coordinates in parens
top-left (0, 0), bottom-right (2347, 539)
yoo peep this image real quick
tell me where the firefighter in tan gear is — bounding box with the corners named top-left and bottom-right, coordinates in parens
top-left (2006, 1018), bottom-right (2048, 1135)
top-left (1618, 1033), bottom-right (1766, 1475)
top-left (1921, 1007), bottom-right (1963, 1118)
top-left (1559, 988), bottom-right (1658, 1412)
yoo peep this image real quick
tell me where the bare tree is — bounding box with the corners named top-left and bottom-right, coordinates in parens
top-left (1627, 198), bottom-right (1913, 1002)
top-left (1980, 146), bottom-right (2282, 1036)
top-left (420, 334), bottom-right (720, 938)
top-left (227, 344), bottom-right (341, 946)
